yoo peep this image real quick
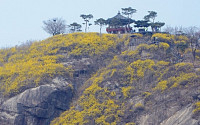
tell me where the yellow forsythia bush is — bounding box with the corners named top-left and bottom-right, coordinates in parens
top-left (0, 33), bottom-right (121, 95)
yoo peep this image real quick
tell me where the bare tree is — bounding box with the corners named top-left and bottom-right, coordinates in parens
top-left (164, 26), bottom-right (184, 35)
top-left (184, 27), bottom-right (200, 64)
top-left (43, 18), bottom-right (66, 36)
top-left (163, 25), bottom-right (174, 34)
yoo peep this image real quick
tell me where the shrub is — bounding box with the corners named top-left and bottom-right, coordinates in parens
top-left (134, 103), bottom-right (145, 111)
top-left (0, 33), bottom-right (124, 95)
top-left (126, 122), bottom-right (135, 125)
top-left (157, 61), bottom-right (170, 66)
top-left (154, 80), bottom-right (168, 91)
top-left (132, 33), bottom-right (143, 38)
top-left (125, 59), bottom-right (155, 82)
top-left (159, 42), bottom-right (170, 50)
top-left (152, 33), bottom-right (174, 42)
top-left (193, 102), bottom-right (200, 116)
top-left (142, 92), bottom-right (152, 98)
top-left (121, 86), bottom-right (134, 98)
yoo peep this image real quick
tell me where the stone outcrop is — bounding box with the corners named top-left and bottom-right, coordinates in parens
top-left (0, 78), bottom-right (73, 125)
top-left (160, 104), bottom-right (198, 125)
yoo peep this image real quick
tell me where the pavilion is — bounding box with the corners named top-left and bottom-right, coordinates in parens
top-left (106, 12), bottom-right (134, 34)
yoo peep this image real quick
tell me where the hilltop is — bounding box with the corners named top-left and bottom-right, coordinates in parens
top-left (0, 33), bottom-right (199, 125)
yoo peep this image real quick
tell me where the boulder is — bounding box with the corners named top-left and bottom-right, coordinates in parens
top-left (0, 80), bottom-right (73, 125)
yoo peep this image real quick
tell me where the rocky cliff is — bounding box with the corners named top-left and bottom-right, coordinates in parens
top-left (0, 83), bottom-right (72, 125)
top-left (0, 33), bottom-right (199, 125)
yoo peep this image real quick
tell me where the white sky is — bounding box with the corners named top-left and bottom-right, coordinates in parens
top-left (0, 0), bottom-right (200, 48)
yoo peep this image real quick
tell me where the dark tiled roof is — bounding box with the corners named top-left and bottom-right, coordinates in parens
top-left (106, 12), bottom-right (134, 26)
top-left (111, 12), bottom-right (129, 20)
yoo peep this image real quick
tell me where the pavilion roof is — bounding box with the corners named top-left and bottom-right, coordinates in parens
top-left (106, 12), bottom-right (134, 26)
top-left (111, 12), bottom-right (129, 20)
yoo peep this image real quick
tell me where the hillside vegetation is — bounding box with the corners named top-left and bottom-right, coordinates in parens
top-left (0, 33), bottom-right (127, 95)
top-left (0, 32), bottom-right (199, 125)
top-left (51, 33), bottom-right (200, 125)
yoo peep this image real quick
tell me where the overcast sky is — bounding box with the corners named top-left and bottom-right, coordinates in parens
top-left (0, 0), bottom-right (200, 48)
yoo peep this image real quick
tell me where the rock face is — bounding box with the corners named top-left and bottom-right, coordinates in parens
top-left (137, 105), bottom-right (199, 125)
top-left (0, 79), bottom-right (73, 125)
top-left (131, 85), bottom-right (200, 125)
top-left (160, 104), bottom-right (198, 125)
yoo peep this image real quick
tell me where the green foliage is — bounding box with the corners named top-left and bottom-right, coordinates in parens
top-left (150, 22), bottom-right (165, 30)
top-left (121, 7), bottom-right (137, 18)
top-left (134, 20), bottom-right (150, 28)
top-left (144, 11), bottom-right (157, 22)
top-left (94, 18), bottom-right (107, 34)
top-left (80, 14), bottom-right (93, 32)
top-left (69, 22), bottom-right (82, 32)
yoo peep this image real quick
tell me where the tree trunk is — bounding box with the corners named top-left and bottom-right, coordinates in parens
top-left (151, 26), bottom-right (154, 33)
top-left (100, 25), bottom-right (102, 35)
top-left (85, 21), bottom-right (88, 33)
top-left (192, 48), bottom-right (196, 66)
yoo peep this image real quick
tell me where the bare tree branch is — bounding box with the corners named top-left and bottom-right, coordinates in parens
top-left (43, 18), bottom-right (66, 36)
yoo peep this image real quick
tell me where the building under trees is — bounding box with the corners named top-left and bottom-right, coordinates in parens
top-left (42, 8), bottom-right (166, 35)
top-left (106, 12), bottom-right (134, 34)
